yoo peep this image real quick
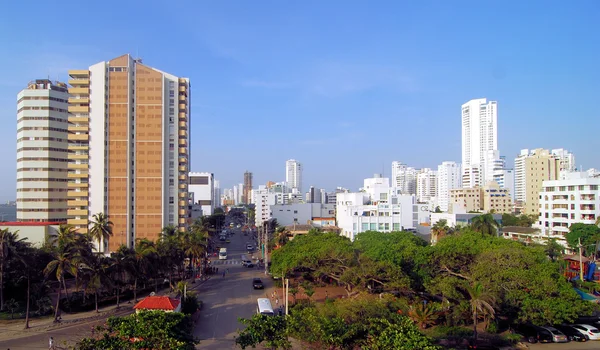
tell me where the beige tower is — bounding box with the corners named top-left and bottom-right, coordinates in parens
top-left (514, 149), bottom-right (560, 216)
top-left (67, 54), bottom-right (190, 252)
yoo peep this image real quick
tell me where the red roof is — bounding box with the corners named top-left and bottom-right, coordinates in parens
top-left (133, 296), bottom-right (180, 311)
top-left (0, 221), bottom-right (62, 226)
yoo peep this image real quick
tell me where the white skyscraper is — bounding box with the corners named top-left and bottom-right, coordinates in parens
top-left (551, 149), bottom-right (576, 179)
top-left (461, 98), bottom-right (498, 187)
top-left (286, 159), bottom-right (303, 193)
top-left (437, 161), bottom-right (462, 212)
top-left (17, 79), bottom-right (69, 222)
top-left (391, 161), bottom-right (417, 195)
top-left (416, 168), bottom-right (437, 202)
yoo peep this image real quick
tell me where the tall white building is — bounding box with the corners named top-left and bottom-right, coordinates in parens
top-left (285, 159), bottom-right (303, 193)
top-left (493, 169), bottom-right (515, 202)
top-left (251, 186), bottom-right (277, 226)
top-left (16, 79), bottom-right (69, 222)
top-left (391, 161), bottom-right (417, 195)
top-left (416, 168), bottom-right (437, 202)
top-left (536, 172), bottom-right (600, 245)
top-left (461, 98), bottom-right (498, 187)
top-left (551, 149), bottom-right (576, 179)
top-left (213, 180), bottom-right (221, 208)
top-left (437, 161), bottom-right (462, 212)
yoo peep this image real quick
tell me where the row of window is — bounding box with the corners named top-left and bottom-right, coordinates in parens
top-left (17, 188), bottom-right (68, 192)
top-left (17, 96), bottom-right (68, 104)
top-left (17, 168), bottom-right (67, 172)
top-left (17, 157), bottom-right (68, 162)
top-left (17, 198), bottom-right (67, 202)
top-left (545, 185), bottom-right (599, 191)
top-left (17, 106), bottom-right (68, 114)
top-left (17, 126), bottom-right (68, 133)
top-left (17, 208), bottom-right (65, 212)
top-left (17, 116), bottom-right (66, 124)
top-left (17, 178), bottom-right (68, 182)
top-left (17, 147), bottom-right (69, 153)
top-left (17, 137), bottom-right (66, 143)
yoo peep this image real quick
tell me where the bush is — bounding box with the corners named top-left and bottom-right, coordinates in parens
top-left (181, 293), bottom-right (200, 315)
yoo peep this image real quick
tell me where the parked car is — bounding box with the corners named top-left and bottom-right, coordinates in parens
top-left (555, 325), bottom-right (588, 342)
top-left (572, 324), bottom-right (600, 340)
top-left (511, 324), bottom-right (553, 343)
top-left (253, 278), bottom-right (264, 289)
top-left (538, 326), bottom-right (569, 343)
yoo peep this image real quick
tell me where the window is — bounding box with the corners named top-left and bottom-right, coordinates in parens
top-left (293, 210), bottom-right (298, 214)
top-left (189, 176), bottom-right (209, 185)
top-left (393, 223), bottom-right (400, 231)
top-left (370, 223), bottom-right (376, 230)
top-left (380, 193), bottom-right (388, 200)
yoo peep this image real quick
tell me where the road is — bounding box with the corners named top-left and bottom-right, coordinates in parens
top-left (527, 341), bottom-right (600, 349)
top-left (194, 220), bottom-right (273, 349)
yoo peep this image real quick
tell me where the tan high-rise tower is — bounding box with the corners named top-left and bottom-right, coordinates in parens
top-left (67, 54), bottom-right (190, 252)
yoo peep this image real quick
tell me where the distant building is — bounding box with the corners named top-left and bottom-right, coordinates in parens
top-left (243, 171), bottom-right (253, 205)
top-left (416, 168), bottom-right (437, 202)
top-left (189, 172), bottom-right (214, 217)
top-left (16, 79), bottom-right (69, 223)
top-left (391, 161), bottom-right (417, 195)
top-left (0, 221), bottom-right (61, 247)
top-left (270, 203), bottom-right (335, 227)
top-left (535, 172), bottom-right (600, 243)
top-left (551, 148), bottom-right (576, 179)
top-left (449, 181), bottom-right (512, 214)
top-left (285, 159), bottom-right (303, 193)
top-left (251, 187), bottom-right (277, 226)
top-left (307, 186), bottom-right (322, 203)
top-left (514, 149), bottom-right (561, 215)
top-left (436, 161), bottom-right (462, 212)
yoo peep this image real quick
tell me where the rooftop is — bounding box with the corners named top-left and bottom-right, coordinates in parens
top-left (133, 296), bottom-right (180, 311)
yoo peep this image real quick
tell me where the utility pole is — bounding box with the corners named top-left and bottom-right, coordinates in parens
top-left (264, 221), bottom-right (269, 276)
top-left (285, 278), bottom-right (289, 316)
top-left (579, 237), bottom-right (584, 281)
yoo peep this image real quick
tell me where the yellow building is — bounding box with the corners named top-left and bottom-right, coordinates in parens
top-left (450, 181), bottom-right (512, 214)
top-left (67, 54), bottom-right (190, 252)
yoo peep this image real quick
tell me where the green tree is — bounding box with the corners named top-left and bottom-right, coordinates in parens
top-left (566, 223), bottom-right (600, 256)
top-left (88, 213), bottom-right (114, 253)
top-left (544, 238), bottom-right (565, 262)
top-left (364, 315), bottom-right (441, 350)
top-left (470, 214), bottom-right (499, 236)
top-left (406, 302), bottom-right (439, 329)
top-left (434, 206), bottom-right (442, 213)
top-left (130, 239), bottom-right (157, 302)
top-left (0, 229), bottom-right (27, 311)
top-left (464, 282), bottom-right (495, 342)
top-left (236, 314), bottom-right (291, 349)
top-left (81, 255), bottom-right (112, 313)
top-left (431, 219), bottom-right (450, 244)
top-left (4, 298), bottom-right (19, 319)
top-left (75, 310), bottom-right (197, 350)
top-left (43, 249), bottom-right (75, 321)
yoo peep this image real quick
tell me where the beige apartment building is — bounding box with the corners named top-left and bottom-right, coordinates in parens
top-left (67, 54), bottom-right (190, 252)
top-left (514, 149), bottom-right (560, 216)
top-left (449, 181), bottom-right (512, 214)
top-left (16, 79), bottom-right (69, 222)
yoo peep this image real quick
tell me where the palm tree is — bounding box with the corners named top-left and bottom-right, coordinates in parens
top-left (407, 302), bottom-right (440, 329)
top-left (51, 224), bottom-right (78, 251)
top-left (82, 255), bottom-right (112, 313)
top-left (464, 283), bottom-right (495, 342)
top-left (431, 219), bottom-right (450, 245)
top-left (0, 229), bottom-right (27, 311)
top-left (184, 231), bottom-right (207, 279)
top-left (470, 214), bottom-right (499, 236)
top-left (130, 239), bottom-right (157, 302)
top-left (275, 226), bottom-right (290, 248)
top-left (110, 246), bottom-right (130, 308)
top-left (161, 225), bottom-right (179, 238)
top-left (88, 213), bottom-right (113, 253)
top-left (44, 250), bottom-right (75, 321)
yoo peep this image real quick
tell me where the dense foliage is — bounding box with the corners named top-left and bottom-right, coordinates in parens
top-left (75, 310), bottom-right (198, 350)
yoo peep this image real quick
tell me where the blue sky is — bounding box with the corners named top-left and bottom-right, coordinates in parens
top-left (0, 0), bottom-right (598, 201)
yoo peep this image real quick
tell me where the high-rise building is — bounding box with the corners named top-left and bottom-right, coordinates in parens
top-left (16, 79), bottom-right (69, 222)
top-left (514, 149), bottom-right (560, 215)
top-left (416, 168), bottom-right (437, 203)
top-left (67, 54), bottom-right (190, 252)
top-left (286, 159), bottom-right (302, 193)
top-left (436, 161), bottom-right (462, 212)
top-left (391, 161), bottom-right (417, 195)
top-left (551, 149), bottom-right (576, 179)
top-left (461, 98), bottom-right (498, 187)
top-left (307, 186), bottom-right (322, 203)
top-left (243, 171), bottom-right (253, 204)
top-left (189, 172), bottom-right (214, 216)
top-left (213, 179), bottom-right (221, 208)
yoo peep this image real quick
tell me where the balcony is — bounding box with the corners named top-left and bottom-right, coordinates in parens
top-left (68, 105), bottom-right (89, 113)
top-left (67, 209), bottom-right (88, 217)
top-left (178, 147), bottom-right (187, 155)
top-left (68, 98), bottom-right (89, 104)
top-left (68, 116), bottom-right (89, 124)
top-left (67, 191), bottom-right (88, 198)
top-left (68, 163), bottom-right (88, 170)
top-left (68, 182), bottom-right (89, 188)
top-left (68, 79), bottom-right (90, 86)
top-left (68, 87), bottom-right (89, 95)
top-left (68, 200), bottom-right (88, 207)
top-left (178, 165), bottom-right (187, 172)
top-left (67, 172), bottom-right (88, 178)
top-left (179, 121), bottom-right (187, 129)
top-left (179, 209), bottom-right (187, 215)
top-left (179, 192), bottom-right (187, 198)
top-left (178, 112), bottom-right (187, 121)
top-left (178, 130), bottom-right (187, 137)
top-left (178, 104), bottom-right (187, 111)
top-left (178, 86), bottom-right (187, 92)
top-left (68, 153), bottom-right (88, 160)
top-left (69, 126), bottom-right (89, 133)
top-left (68, 134), bottom-right (89, 141)
top-left (179, 184), bottom-right (186, 189)
top-left (178, 139), bottom-right (187, 146)
top-left (178, 174), bottom-right (186, 181)
top-left (68, 218), bottom-right (88, 226)
top-left (179, 200), bottom-right (187, 207)
top-left (179, 157), bottom-right (187, 163)
top-left (68, 70), bottom-right (90, 78)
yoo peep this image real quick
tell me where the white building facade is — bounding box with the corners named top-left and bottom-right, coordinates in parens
top-left (461, 98), bottom-right (498, 187)
top-left (251, 186), bottom-right (277, 226)
top-left (436, 161), bottom-right (462, 212)
top-left (271, 203), bottom-right (335, 227)
top-left (285, 159), bottom-right (303, 193)
top-left (188, 172), bottom-right (214, 216)
top-left (16, 80), bottom-right (69, 222)
top-left (336, 175), bottom-right (420, 241)
top-left (551, 148), bottom-right (576, 179)
top-left (391, 161), bottom-right (417, 195)
top-left (535, 173), bottom-right (600, 243)
top-left (416, 168), bottom-right (437, 202)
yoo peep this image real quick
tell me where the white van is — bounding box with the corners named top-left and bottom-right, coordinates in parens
top-left (219, 248), bottom-right (227, 260)
top-left (257, 298), bottom-right (274, 316)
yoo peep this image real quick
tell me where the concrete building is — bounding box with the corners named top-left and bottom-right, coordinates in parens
top-left (189, 172), bottom-right (214, 216)
top-left (0, 221), bottom-right (61, 247)
top-left (514, 149), bottom-right (560, 216)
top-left (16, 79), bottom-right (69, 222)
top-left (271, 203), bottom-right (335, 227)
top-left (551, 149), bottom-right (576, 179)
top-left (449, 181), bottom-right (512, 214)
top-left (535, 172), bottom-right (600, 244)
top-left (336, 175), bottom-right (427, 241)
top-left (493, 168), bottom-right (515, 203)
top-left (391, 161), bottom-right (417, 195)
top-left (67, 54), bottom-right (191, 251)
top-left (285, 159), bottom-right (302, 193)
top-left (213, 179), bottom-right (221, 208)
top-left (251, 186), bottom-right (277, 226)
top-left (431, 212), bottom-right (502, 231)
top-left (416, 168), bottom-right (437, 202)
top-left (307, 186), bottom-right (322, 203)
top-left (436, 161), bottom-right (462, 212)
top-left (461, 98), bottom-right (498, 187)
top-left (243, 171), bottom-right (253, 204)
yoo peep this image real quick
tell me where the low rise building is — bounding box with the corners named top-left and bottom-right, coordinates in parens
top-left (189, 172), bottom-right (215, 216)
top-left (133, 296), bottom-right (181, 313)
top-left (535, 172), bottom-right (600, 243)
top-left (449, 181), bottom-right (512, 214)
top-left (271, 203), bottom-right (335, 226)
top-left (0, 221), bottom-right (61, 247)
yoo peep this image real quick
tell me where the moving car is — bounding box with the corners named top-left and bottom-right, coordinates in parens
top-left (554, 325), bottom-right (588, 342)
top-left (253, 278), bottom-right (264, 289)
top-left (246, 244), bottom-right (253, 252)
top-left (226, 239), bottom-right (230, 243)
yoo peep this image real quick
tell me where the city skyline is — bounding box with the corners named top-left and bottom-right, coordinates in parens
top-left (0, 1), bottom-right (599, 200)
